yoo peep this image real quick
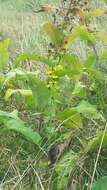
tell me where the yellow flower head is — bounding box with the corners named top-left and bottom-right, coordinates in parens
top-left (47, 69), bottom-right (53, 76)
top-left (47, 80), bottom-right (57, 88)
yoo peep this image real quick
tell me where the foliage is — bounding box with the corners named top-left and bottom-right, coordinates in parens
top-left (0, 38), bottom-right (10, 68)
top-left (0, 109), bottom-right (42, 145)
top-left (92, 176), bottom-right (107, 190)
top-left (0, 1), bottom-right (107, 190)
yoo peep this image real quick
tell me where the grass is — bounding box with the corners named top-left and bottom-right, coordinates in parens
top-left (0, 0), bottom-right (58, 58)
top-left (0, 0), bottom-right (107, 190)
top-left (0, 1), bottom-right (61, 189)
top-left (0, 1), bottom-right (55, 189)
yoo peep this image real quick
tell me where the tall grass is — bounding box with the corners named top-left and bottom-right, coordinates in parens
top-left (0, 1), bottom-right (107, 190)
top-left (0, 0), bottom-right (58, 58)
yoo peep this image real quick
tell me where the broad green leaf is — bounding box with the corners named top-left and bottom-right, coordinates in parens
top-left (84, 54), bottom-right (102, 80)
top-left (0, 38), bottom-right (10, 68)
top-left (56, 108), bottom-right (83, 128)
top-left (28, 77), bottom-right (50, 110)
top-left (43, 22), bottom-right (65, 46)
top-left (88, 68), bottom-right (102, 80)
top-left (84, 131), bottom-right (107, 154)
top-left (62, 54), bottom-right (83, 77)
top-left (14, 53), bottom-right (51, 68)
top-left (72, 81), bottom-right (86, 97)
top-left (0, 110), bottom-right (41, 145)
top-left (76, 100), bottom-right (101, 119)
top-left (75, 25), bottom-right (96, 44)
top-left (4, 119), bottom-right (41, 145)
top-left (84, 54), bottom-right (96, 68)
top-left (0, 110), bottom-right (18, 120)
top-left (5, 69), bottom-right (38, 82)
top-left (92, 176), bottom-right (107, 190)
top-left (5, 89), bottom-right (33, 101)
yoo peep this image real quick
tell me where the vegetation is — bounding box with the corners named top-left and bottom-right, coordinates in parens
top-left (0, 0), bottom-right (107, 190)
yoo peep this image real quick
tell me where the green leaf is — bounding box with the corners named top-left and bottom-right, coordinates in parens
top-left (56, 108), bottom-right (83, 128)
top-left (14, 53), bottom-right (51, 68)
top-left (76, 100), bottom-right (101, 119)
top-left (0, 110), bottom-right (42, 145)
top-left (5, 89), bottom-right (33, 101)
top-left (88, 68), bottom-right (102, 80)
top-left (4, 119), bottom-right (41, 145)
top-left (0, 38), bottom-right (10, 68)
top-left (28, 77), bottom-right (50, 110)
top-left (92, 176), bottom-right (107, 190)
top-left (75, 25), bottom-right (96, 44)
top-left (72, 81), bottom-right (86, 97)
top-left (0, 109), bottom-right (18, 120)
top-left (5, 69), bottom-right (38, 82)
top-left (62, 54), bottom-right (83, 77)
top-left (84, 54), bottom-right (96, 68)
top-left (43, 22), bottom-right (65, 46)
top-left (84, 131), bottom-right (107, 154)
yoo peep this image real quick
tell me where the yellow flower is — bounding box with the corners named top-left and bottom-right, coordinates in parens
top-left (47, 80), bottom-right (57, 88)
top-left (47, 69), bottom-right (53, 76)
top-left (47, 81), bottom-right (53, 88)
